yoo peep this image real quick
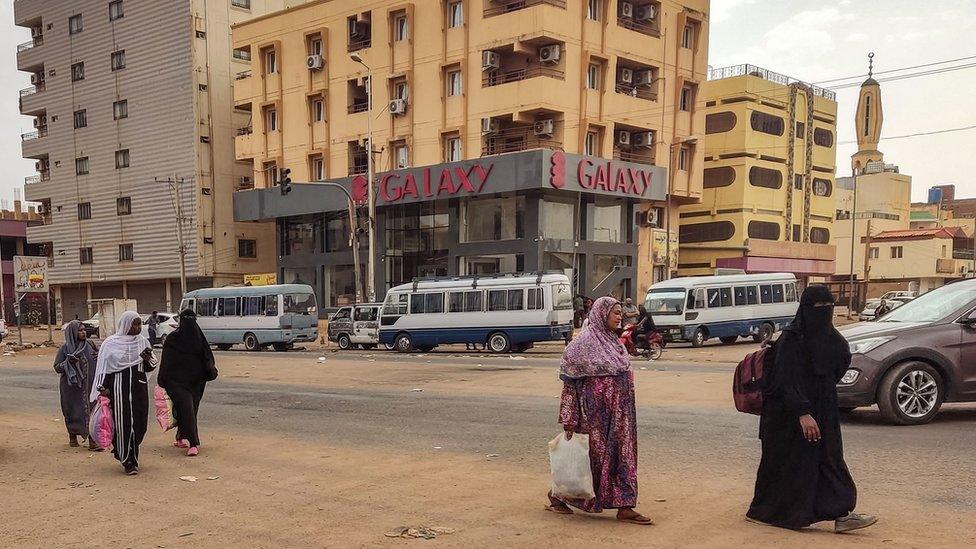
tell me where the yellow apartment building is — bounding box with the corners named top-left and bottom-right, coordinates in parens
top-left (231, 0), bottom-right (709, 308)
top-left (677, 65), bottom-right (837, 282)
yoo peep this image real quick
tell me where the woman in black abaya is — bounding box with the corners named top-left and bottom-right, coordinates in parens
top-left (747, 285), bottom-right (877, 533)
top-left (158, 309), bottom-right (216, 457)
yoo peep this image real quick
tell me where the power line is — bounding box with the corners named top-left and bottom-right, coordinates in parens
top-left (836, 124), bottom-right (976, 145)
top-left (814, 54), bottom-right (976, 84)
top-left (827, 63), bottom-right (976, 90)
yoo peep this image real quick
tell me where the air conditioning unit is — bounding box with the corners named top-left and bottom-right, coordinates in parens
top-left (482, 51), bottom-right (501, 71)
top-left (35, 203), bottom-right (46, 214)
top-left (481, 117), bottom-right (500, 135)
top-left (616, 130), bottom-right (631, 146)
top-left (35, 160), bottom-right (47, 171)
top-left (306, 54), bottom-right (324, 70)
top-left (31, 27), bottom-right (42, 38)
top-left (635, 69), bottom-right (654, 87)
top-left (636, 4), bottom-right (657, 22)
top-left (33, 115), bottom-right (47, 128)
top-left (533, 119), bottom-right (554, 137)
top-left (619, 1), bottom-right (634, 19)
top-left (30, 73), bottom-right (43, 85)
top-left (618, 68), bottom-right (634, 85)
top-left (538, 44), bottom-right (561, 64)
top-left (644, 209), bottom-right (660, 227)
top-left (389, 98), bottom-right (408, 115)
top-left (632, 131), bottom-right (654, 148)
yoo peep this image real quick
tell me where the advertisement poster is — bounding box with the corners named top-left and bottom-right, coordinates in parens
top-left (651, 230), bottom-right (678, 271)
top-left (244, 273), bottom-right (278, 286)
top-left (13, 256), bottom-right (48, 293)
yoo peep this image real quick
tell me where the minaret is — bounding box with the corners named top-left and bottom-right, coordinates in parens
top-left (851, 52), bottom-right (884, 175)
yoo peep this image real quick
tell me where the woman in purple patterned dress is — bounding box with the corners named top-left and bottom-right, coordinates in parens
top-left (546, 296), bottom-right (653, 525)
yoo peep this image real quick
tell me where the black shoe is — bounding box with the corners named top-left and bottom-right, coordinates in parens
top-left (124, 464), bottom-right (139, 475)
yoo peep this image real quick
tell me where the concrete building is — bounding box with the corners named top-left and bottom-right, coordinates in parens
top-left (1, 200), bottom-right (45, 322)
top-left (231, 0), bottom-right (709, 310)
top-left (677, 64), bottom-right (838, 282)
top-left (857, 227), bottom-right (970, 294)
top-left (14, 0), bottom-right (301, 322)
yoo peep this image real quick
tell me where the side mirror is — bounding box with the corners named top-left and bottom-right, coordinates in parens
top-left (961, 312), bottom-right (976, 327)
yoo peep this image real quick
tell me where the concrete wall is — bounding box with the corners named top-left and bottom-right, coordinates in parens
top-left (833, 171), bottom-right (912, 277)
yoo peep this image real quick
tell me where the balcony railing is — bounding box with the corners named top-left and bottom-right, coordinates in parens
top-left (347, 101), bottom-right (369, 114)
top-left (25, 173), bottom-right (50, 185)
top-left (231, 0), bottom-right (251, 8)
top-left (617, 18), bottom-right (661, 37)
top-left (17, 38), bottom-right (42, 53)
top-left (614, 83), bottom-right (658, 101)
top-left (347, 38), bottom-right (371, 53)
top-left (483, 66), bottom-right (565, 87)
top-left (235, 70), bottom-right (252, 81)
top-left (21, 127), bottom-right (48, 141)
top-left (232, 49), bottom-right (252, 62)
top-left (613, 148), bottom-right (656, 165)
top-left (708, 64), bottom-right (837, 101)
top-left (349, 162), bottom-right (368, 175)
top-left (484, 0), bottom-right (566, 17)
top-left (481, 126), bottom-right (563, 156)
top-left (19, 84), bottom-right (44, 97)
top-left (236, 126), bottom-right (253, 136)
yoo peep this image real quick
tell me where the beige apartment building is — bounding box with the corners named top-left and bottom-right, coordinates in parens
top-left (232, 0), bottom-right (708, 307)
top-left (14, 0), bottom-right (300, 321)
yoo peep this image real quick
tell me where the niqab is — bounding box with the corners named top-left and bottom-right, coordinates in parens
top-left (89, 311), bottom-right (152, 402)
top-left (160, 309), bottom-right (215, 383)
top-left (559, 296), bottom-right (631, 380)
top-left (786, 285), bottom-right (849, 376)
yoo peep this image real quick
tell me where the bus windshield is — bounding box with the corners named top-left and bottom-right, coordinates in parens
top-left (283, 293), bottom-right (317, 315)
top-left (552, 284), bottom-right (573, 310)
top-left (645, 289), bottom-right (685, 315)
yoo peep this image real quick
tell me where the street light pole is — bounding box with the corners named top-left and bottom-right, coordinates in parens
top-left (352, 53), bottom-right (377, 303)
top-left (665, 136), bottom-right (698, 280)
top-left (157, 176), bottom-right (188, 296)
top-left (847, 172), bottom-right (858, 319)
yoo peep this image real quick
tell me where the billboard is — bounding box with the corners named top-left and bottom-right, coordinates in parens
top-left (651, 230), bottom-right (678, 271)
top-left (244, 273), bottom-right (277, 286)
top-left (13, 256), bottom-right (49, 293)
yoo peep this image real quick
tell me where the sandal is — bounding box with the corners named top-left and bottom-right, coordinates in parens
top-left (617, 510), bottom-right (654, 526)
top-left (545, 504), bottom-right (573, 515)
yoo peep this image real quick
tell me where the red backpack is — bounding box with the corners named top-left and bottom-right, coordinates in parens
top-left (733, 341), bottom-right (777, 415)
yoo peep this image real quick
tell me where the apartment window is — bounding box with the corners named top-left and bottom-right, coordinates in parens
top-left (703, 166), bottom-right (735, 188)
top-left (311, 98), bottom-right (325, 122)
top-left (749, 166), bottom-right (783, 189)
top-left (448, 2), bottom-right (464, 28)
top-left (238, 239), bottom-right (257, 259)
top-left (586, 63), bottom-right (601, 90)
top-left (75, 157), bottom-right (90, 175)
top-left (792, 224), bottom-right (801, 242)
top-left (231, 0), bottom-right (251, 8)
top-left (394, 144), bottom-right (409, 169)
top-left (394, 14), bottom-right (408, 41)
top-left (748, 221), bottom-right (781, 241)
top-left (680, 85), bottom-right (695, 111)
top-left (73, 109), bottom-right (87, 129)
top-left (119, 244), bottom-right (134, 262)
top-left (869, 247), bottom-right (879, 259)
top-left (585, 131), bottom-right (599, 156)
top-left (681, 23), bottom-right (695, 49)
top-left (942, 245), bottom-right (948, 258)
top-left (266, 108), bottom-right (278, 132)
top-left (111, 50), bottom-right (126, 71)
top-left (447, 70), bottom-right (463, 96)
top-left (751, 111), bottom-right (785, 136)
top-left (77, 202), bottom-right (92, 220)
top-left (810, 227), bottom-right (830, 244)
top-left (115, 149), bottom-right (130, 169)
top-left (587, 0), bottom-right (600, 20)
top-left (794, 174), bottom-right (803, 190)
top-left (891, 246), bottom-right (903, 259)
top-left (795, 121), bottom-right (805, 137)
top-left (309, 37), bottom-right (323, 56)
top-left (109, 1), bottom-right (124, 21)
top-left (117, 196), bottom-right (131, 216)
top-left (69, 14), bottom-right (83, 35)
top-left (812, 178), bottom-right (832, 197)
top-left (309, 156), bottom-right (324, 181)
top-left (80, 247), bottom-right (93, 265)
top-left (394, 81), bottom-right (409, 101)
top-left (265, 49), bottom-right (278, 74)
top-left (705, 112), bottom-right (736, 134)
top-left (71, 62), bottom-right (85, 82)
top-left (264, 162), bottom-right (278, 187)
top-left (445, 135), bottom-right (461, 162)
top-left (679, 221), bottom-right (735, 244)
top-left (678, 146), bottom-right (689, 171)
top-left (814, 127), bottom-right (834, 147)
top-left (108, 101), bottom-right (128, 123)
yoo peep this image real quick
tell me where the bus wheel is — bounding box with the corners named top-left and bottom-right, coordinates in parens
top-left (719, 336), bottom-right (738, 345)
top-left (243, 333), bottom-right (260, 352)
top-left (384, 343), bottom-right (396, 351)
top-left (691, 327), bottom-right (708, 348)
top-left (487, 332), bottom-right (511, 354)
top-left (394, 333), bottom-right (413, 353)
top-left (756, 322), bottom-right (775, 343)
top-left (337, 334), bottom-right (352, 350)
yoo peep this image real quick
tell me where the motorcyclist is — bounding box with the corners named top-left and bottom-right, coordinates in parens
top-left (632, 305), bottom-right (657, 343)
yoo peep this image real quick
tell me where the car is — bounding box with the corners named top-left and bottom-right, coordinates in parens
top-left (858, 296), bottom-right (912, 321)
top-left (328, 304), bottom-right (383, 350)
top-left (81, 312), bottom-right (101, 338)
top-left (0, 318), bottom-right (7, 342)
top-left (140, 312), bottom-right (179, 346)
top-left (881, 290), bottom-right (918, 300)
top-left (838, 279), bottom-right (976, 425)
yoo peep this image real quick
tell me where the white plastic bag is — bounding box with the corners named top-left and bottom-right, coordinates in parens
top-left (548, 432), bottom-right (595, 500)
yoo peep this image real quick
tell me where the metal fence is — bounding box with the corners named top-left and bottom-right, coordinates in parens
top-left (707, 64), bottom-right (836, 101)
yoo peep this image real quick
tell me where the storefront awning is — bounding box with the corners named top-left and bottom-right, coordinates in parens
top-left (716, 256), bottom-right (836, 276)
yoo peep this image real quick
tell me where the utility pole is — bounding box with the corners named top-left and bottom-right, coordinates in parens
top-left (862, 218), bottom-right (873, 299)
top-left (157, 176), bottom-right (188, 296)
top-left (847, 173), bottom-right (858, 319)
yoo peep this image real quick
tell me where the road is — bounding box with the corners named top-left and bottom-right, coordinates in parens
top-left (1, 347), bottom-right (974, 547)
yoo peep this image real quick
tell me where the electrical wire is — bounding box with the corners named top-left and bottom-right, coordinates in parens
top-left (814, 54), bottom-right (976, 85)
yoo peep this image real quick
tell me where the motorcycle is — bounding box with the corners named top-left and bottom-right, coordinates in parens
top-left (619, 325), bottom-right (665, 361)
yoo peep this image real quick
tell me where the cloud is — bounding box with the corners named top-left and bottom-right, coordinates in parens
top-left (846, 32), bottom-right (868, 42)
top-left (711, 0), bottom-right (757, 23)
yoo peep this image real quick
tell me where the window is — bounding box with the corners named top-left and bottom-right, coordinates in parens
top-left (447, 70), bottom-right (463, 96)
top-left (705, 112), bottom-right (736, 134)
top-left (109, 1), bottom-right (124, 21)
top-left (678, 146), bottom-right (689, 171)
top-left (750, 111), bottom-right (785, 136)
top-left (238, 239), bottom-right (257, 259)
top-left (794, 174), bottom-right (803, 190)
top-left (115, 149), bottom-right (130, 169)
top-left (706, 288), bottom-right (733, 308)
top-left (527, 288), bottom-right (544, 310)
top-left (309, 37), bottom-right (323, 56)
top-left (119, 243), bottom-right (134, 261)
top-left (759, 285), bottom-right (773, 304)
top-left (232, 0), bottom-right (252, 8)
top-left (508, 289), bottom-right (524, 311)
top-left (464, 291), bottom-right (483, 312)
top-left (394, 81), bottom-right (409, 100)
top-left (785, 283), bottom-right (797, 303)
top-left (394, 15), bottom-right (408, 41)
top-left (812, 178), bottom-right (832, 197)
top-left (746, 286), bottom-right (759, 305)
top-left (703, 166), bottom-right (735, 188)
top-left (734, 286), bottom-right (748, 306)
top-left (679, 221), bottom-right (735, 243)
top-left (680, 86), bottom-right (695, 111)
top-left (692, 289), bottom-right (706, 309)
top-left (864, 95), bottom-right (871, 137)
top-left (77, 202), bottom-right (91, 220)
top-left (386, 294), bottom-right (409, 315)
top-left (216, 297), bottom-right (237, 317)
top-left (748, 166), bottom-right (783, 189)
top-left (771, 284), bottom-right (785, 303)
top-left (891, 246), bottom-right (903, 259)
top-left (942, 245), bottom-right (948, 258)
top-left (488, 290), bottom-right (508, 311)
top-left (587, 0), bottom-right (600, 20)
top-left (111, 50), bottom-right (126, 71)
top-left (795, 121), bottom-right (805, 137)
top-left (445, 136), bottom-right (461, 162)
top-left (447, 292), bottom-right (464, 313)
top-left (75, 157), bottom-right (90, 175)
top-left (73, 109), bottom-right (87, 129)
top-left (585, 131), bottom-right (598, 156)
top-left (394, 145), bottom-right (409, 169)
top-left (80, 247), bottom-right (93, 265)
top-left (869, 247), bottom-right (879, 259)
top-left (681, 24), bottom-right (695, 49)
top-left (113, 99), bottom-right (128, 120)
top-left (448, 1), bottom-right (464, 28)
top-left (586, 63), bottom-right (601, 90)
top-left (810, 227), bottom-right (830, 244)
top-left (71, 62), bottom-right (85, 82)
top-left (264, 162), bottom-right (278, 187)
top-left (265, 49), bottom-right (278, 74)
top-left (593, 203), bottom-right (622, 243)
top-left (69, 14), bottom-right (83, 35)
top-left (312, 98), bottom-right (325, 122)
top-left (747, 220), bottom-right (780, 240)
top-left (792, 224), bottom-right (801, 242)
top-left (116, 196), bottom-right (131, 216)
top-left (266, 108), bottom-right (278, 132)
top-left (461, 196), bottom-right (524, 242)
top-left (311, 156), bottom-right (325, 181)
top-left (814, 128), bottom-right (834, 147)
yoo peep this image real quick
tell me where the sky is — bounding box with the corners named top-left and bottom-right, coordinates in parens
top-left (1, 0), bottom-right (974, 205)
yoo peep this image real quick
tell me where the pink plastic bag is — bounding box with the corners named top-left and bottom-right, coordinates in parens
top-left (89, 395), bottom-right (114, 450)
top-left (154, 386), bottom-right (176, 431)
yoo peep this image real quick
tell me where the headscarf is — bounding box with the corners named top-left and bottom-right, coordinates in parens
top-left (559, 296), bottom-right (631, 380)
top-left (57, 320), bottom-right (94, 388)
top-left (785, 285), bottom-right (849, 376)
top-left (89, 311), bottom-right (153, 402)
top-left (160, 309), bottom-right (215, 383)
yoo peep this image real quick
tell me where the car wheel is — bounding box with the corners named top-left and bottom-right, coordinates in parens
top-left (243, 333), bottom-right (260, 352)
top-left (487, 332), bottom-right (511, 354)
top-left (337, 334), bottom-right (352, 350)
top-left (757, 322), bottom-right (775, 343)
top-left (215, 344), bottom-right (233, 351)
top-left (877, 361), bottom-right (944, 425)
top-left (691, 327), bottom-right (708, 348)
top-left (719, 336), bottom-right (738, 345)
top-left (394, 333), bottom-right (413, 353)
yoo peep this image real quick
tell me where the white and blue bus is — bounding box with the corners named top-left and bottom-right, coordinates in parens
top-left (180, 284), bottom-right (318, 352)
top-left (379, 273), bottom-right (575, 353)
top-left (645, 273), bottom-right (799, 347)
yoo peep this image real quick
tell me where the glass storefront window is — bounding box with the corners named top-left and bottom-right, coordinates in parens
top-left (385, 203), bottom-right (450, 287)
top-left (325, 214), bottom-right (351, 252)
top-left (328, 265), bottom-right (357, 307)
top-left (459, 254), bottom-right (524, 275)
top-left (590, 255), bottom-right (627, 292)
top-left (592, 203), bottom-right (622, 243)
top-left (284, 216), bottom-right (321, 255)
top-left (460, 196), bottom-right (524, 242)
top-left (282, 267), bottom-right (316, 287)
top-left (541, 200), bottom-right (575, 240)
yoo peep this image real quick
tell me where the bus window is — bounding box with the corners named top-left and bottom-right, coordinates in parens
top-left (284, 293), bottom-right (316, 315)
top-left (527, 288), bottom-right (544, 310)
top-left (785, 283), bottom-right (797, 302)
top-left (551, 284), bottom-right (573, 310)
top-left (771, 284), bottom-right (785, 303)
top-left (448, 292), bottom-right (464, 313)
top-left (264, 295), bottom-right (279, 316)
top-left (384, 294), bottom-right (408, 315)
top-left (694, 289), bottom-right (706, 309)
top-left (243, 296), bottom-right (263, 316)
top-left (426, 293), bottom-right (444, 313)
top-left (746, 286), bottom-right (759, 305)
top-left (464, 291), bottom-right (483, 312)
top-left (181, 299), bottom-right (192, 312)
top-left (707, 288), bottom-right (721, 308)
top-left (720, 287), bottom-right (733, 307)
top-left (507, 289), bottom-right (524, 310)
top-left (647, 289), bottom-right (685, 314)
top-left (686, 291), bottom-right (696, 310)
top-left (759, 285), bottom-right (772, 304)
top-left (196, 298), bottom-right (215, 317)
top-left (219, 297), bottom-right (239, 316)
top-left (410, 294), bottom-right (425, 314)
top-left (733, 286), bottom-right (748, 306)
top-left (488, 290), bottom-right (508, 311)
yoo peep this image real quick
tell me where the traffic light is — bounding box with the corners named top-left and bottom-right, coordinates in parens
top-left (279, 168), bottom-right (292, 195)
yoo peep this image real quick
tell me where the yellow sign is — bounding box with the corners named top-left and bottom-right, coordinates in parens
top-left (244, 273), bottom-right (277, 286)
top-left (651, 230), bottom-right (678, 270)
top-left (13, 256), bottom-right (49, 293)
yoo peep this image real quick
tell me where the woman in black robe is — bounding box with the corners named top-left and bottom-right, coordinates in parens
top-left (54, 320), bottom-right (98, 449)
top-left (158, 309), bottom-right (216, 457)
top-left (747, 285), bottom-right (878, 533)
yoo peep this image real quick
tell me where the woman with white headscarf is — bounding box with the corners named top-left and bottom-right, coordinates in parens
top-left (90, 311), bottom-right (156, 475)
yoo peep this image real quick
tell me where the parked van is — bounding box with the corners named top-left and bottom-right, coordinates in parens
top-left (379, 272), bottom-right (574, 353)
top-left (328, 303), bottom-right (383, 350)
top-left (180, 284), bottom-right (318, 352)
top-left (645, 273), bottom-right (799, 347)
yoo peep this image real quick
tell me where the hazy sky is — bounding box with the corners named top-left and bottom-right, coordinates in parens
top-left (1, 0), bottom-right (974, 205)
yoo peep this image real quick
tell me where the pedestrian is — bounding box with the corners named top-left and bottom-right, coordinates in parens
top-left (621, 297), bottom-right (640, 326)
top-left (546, 296), bottom-right (652, 526)
top-left (873, 299), bottom-right (889, 320)
top-left (573, 294), bottom-right (585, 329)
top-left (747, 285), bottom-right (877, 533)
top-left (147, 311), bottom-right (161, 347)
top-left (158, 309), bottom-right (217, 457)
top-left (89, 311), bottom-right (155, 475)
top-left (54, 320), bottom-right (99, 450)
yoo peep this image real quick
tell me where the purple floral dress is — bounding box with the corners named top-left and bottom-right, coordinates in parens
top-left (555, 371), bottom-right (639, 512)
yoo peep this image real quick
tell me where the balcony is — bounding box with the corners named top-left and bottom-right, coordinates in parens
top-left (614, 83), bottom-right (658, 102)
top-left (25, 172), bottom-right (50, 185)
top-left (347, 101), bottom-right (369, 115)
top-left (483, 0), bottom-right (566, 18)
top-left (18, 84), bottom-right (45, 114)
top-left (16, 37), bottom-right (44, 70)
top-left (613, 148), bottom-right (656, 166)
top-left (617, 17), bottom-right (660, 37)
top-left (21, 127), bottom-right (47, 141)
top-left (21, 127), bottom-right (48, 159)
top-left (483, 66), bottom-right (564, 87)
top-left (481, 126), bottom-right (562, 157)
